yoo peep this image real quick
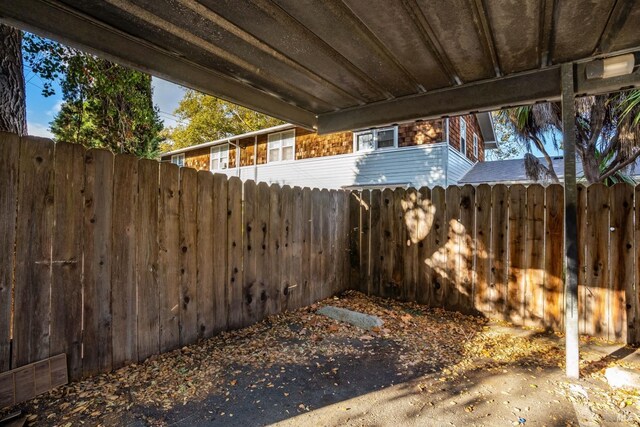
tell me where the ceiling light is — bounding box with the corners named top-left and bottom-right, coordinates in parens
top-left (586, 53), bottom-right (635, 79)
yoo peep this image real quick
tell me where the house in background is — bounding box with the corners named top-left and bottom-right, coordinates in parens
top-left (458, 157), bottom-right (640, 186)
top-left (160, 113), bottom-right (497, 190)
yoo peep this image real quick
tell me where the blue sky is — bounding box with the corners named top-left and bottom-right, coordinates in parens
top-left (24, 62), bottom-right (186, 138)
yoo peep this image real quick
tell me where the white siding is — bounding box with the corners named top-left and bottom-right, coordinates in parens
top-left (446, 146), bottom-right (475, 186)
top-left (219, 144), bottom-right (448, 190)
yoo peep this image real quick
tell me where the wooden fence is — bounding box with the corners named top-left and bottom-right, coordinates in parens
top-left (350, 184), bottom-right (640, 344)
top-left (3, 132), bottom-right (640, 385)
top-left (0, 134), bottom-right (351, 380)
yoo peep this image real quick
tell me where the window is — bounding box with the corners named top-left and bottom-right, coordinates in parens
top-left (267, 130), bottom-right (295, 162)
top-left (171, 153), bottom-right (185, 167)
top-left (473, 133), bottom-right (479, 158)
top-left (459, 118), bottom-right (467, 155)
top-left (210, 144), bottom-right (229, 171)
top-left (354, 126), bottom-right (398, 151)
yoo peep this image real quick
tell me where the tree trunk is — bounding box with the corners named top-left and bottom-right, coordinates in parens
top-left (0, 25), bottom-right (26, 136)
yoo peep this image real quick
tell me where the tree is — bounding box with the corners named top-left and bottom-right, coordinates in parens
top-left (22, 34), bottom-right (163, 158)
top-left (0, 24), bottom-right (26, 136)
top-left (499, 91), bottom-right (640, 184)
top-left (165, 90), bottom-right (283, 151)
top-left (486, 111), bottom-right (524, 161)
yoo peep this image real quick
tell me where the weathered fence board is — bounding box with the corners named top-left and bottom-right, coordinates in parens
top-left (8, 133), bottom-right (640, 388)
top-left (280, 186), bottom-right (294, 307)
top-left (0, 133), bottom-right (19, 372)
top-left (50, 142), bottom-right (85, 380)
top-left (490, 185), bottom-right (508, 318)
top-left (474, 184), bottom-right (492, 315)
top-left (179, 168), bottom-right (198, 343)
top-left (227, 177), bottom-right (244, 329)
top-left (458, 185), bottom-right (475, 313)
top-left (82, 149), bottom-right (114, 377)
top-left (14, 137), bottom-right (54, 368)
top-left (268, 184), bottom-right (282, 315)
top-left (507, 185), bottom-right (526, 324)
top-left (544, 184), bottom-right (564, 329)
top-left (158, 162), bottom-right (180, 352)
top-left (212, 174), bottom-right (228, 332)
top-left (525, 184), bottom-right (545, 328)
top-left (111, 155), bottom-right (138, 368)
top-left (196, 171), bottom-right (215, 339)
top-left (609, 184), bottom-right (634, 342)
top-left (586, 184), bottom-right (609, 338)
top-left (255, 182), bottom-right (271, 317)
top-left (577, 185), bottom-right (587, 334)
top-left (136, 159), bottom-right (160, 362)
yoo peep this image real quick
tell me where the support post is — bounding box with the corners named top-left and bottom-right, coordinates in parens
top-left (561, 63), bottom-right (579, 379)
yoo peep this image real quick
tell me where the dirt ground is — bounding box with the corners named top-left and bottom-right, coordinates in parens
top-left (2, 291), bottom-right (640, 426)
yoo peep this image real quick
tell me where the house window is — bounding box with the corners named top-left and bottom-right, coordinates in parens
top-left (210, 144), bottom-right (229, 171)
top-left (354, 126), bottom-right (398, 151)
top-left (267, 129), bottom-right (295, 162)
top-left (473, 133), bottom-right (479, 158)
top-left (459, 118), bottom-right (467, 155)
top-left (171, 153), bottom-right (185, 167)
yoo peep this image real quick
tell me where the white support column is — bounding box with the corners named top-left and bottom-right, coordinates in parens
top-left (561, 63), bottom-right (580, 379)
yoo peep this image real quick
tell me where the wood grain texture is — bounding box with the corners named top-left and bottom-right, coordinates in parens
top-left (524, 184), bottom-right (545, 328)
top-left (289, 186), bottom-right (304, 309)
top-left (212, 174), bottom-right (228, 332)
top-left (280, 186), bottom-right (294, 306)
top-left (13, 136), bottom-right (54, 368)
top-left (254, 182), bottom-right (271, 317)
top-left (111, 154), bottom-right (138, 368)
top-left (507, 185), bottom-right (526, 325)
top-left (368, 190), bottom-right (381, 297)
top-left (82, 149), bottom-right (114, 377)
top-left (196, 171), bottom-right (214, 339)
top-left (633, 185), bottom-right (640, 344)
top-left (585, 184), bottom-right (609, 339)
top-left (136, 159), bottom-right (160, 361)
top-left (227, 176), bottom-right (244, 329)
top-left (401, 188), bottom-right (418, 302)
top-left (577, 185), bottom-right (587, 333)
top-left (158, 162), bottom-right (180, 353)
top-left (268, 184), bottom-right (282, 315)
top-left (609, 184), bottom-right (633, 342)
top-left (544, 184), bottom-right (564, 330)
top-left (359, 190), bottom-right (371, 295)
top-left (242, 180), bottom-right (259, 325)
top-left (474, 184), bottom-right (492, 315)
top-left (458, 185), bottom-right (475, 313)
top-left (0, 132), bottom-right (19, 372)
top-left (348, 190), bottom-right (361, 293)
top-left (301, 187), bottom-right (312, 305)
top-left (179, 168), bottom-right (198, 343)
top-left (309, 188), bottom-right (323, 303)
top-left (444, 186), bottom-right (460, 311)
top-left (415, 187), bottom-right (431, 306)
top-left (379, 189), bottom-right (395, 299)
top-left (428, 187), bottom-right (447, 308)
top-left (50, 142), bottom-right (85, 380)
top-left (490, 185), bottom-right (508, 319)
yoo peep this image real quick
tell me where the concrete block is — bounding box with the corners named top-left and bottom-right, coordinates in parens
top-left (317, 306), bottom-right (383, 330)
top-left (605, 367), bottom-right (640, 390)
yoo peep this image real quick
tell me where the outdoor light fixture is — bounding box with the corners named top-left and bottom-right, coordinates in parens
top-left (586, 53), bottom-right (636, 79)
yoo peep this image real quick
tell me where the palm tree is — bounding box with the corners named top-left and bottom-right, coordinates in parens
top-left (498, 90), bottom-right (640, 184)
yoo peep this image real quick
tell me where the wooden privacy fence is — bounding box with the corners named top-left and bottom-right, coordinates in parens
top-left (0, 133), bottom-right (351, 380)
top-left (351, 184), bottom-right (640, 344)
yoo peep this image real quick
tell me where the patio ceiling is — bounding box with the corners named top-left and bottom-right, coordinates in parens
top-left (2, 0), bottom-right (640, 133)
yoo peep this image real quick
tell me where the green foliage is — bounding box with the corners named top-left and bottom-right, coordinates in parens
top-left (23, 34), bottom-right (163, 158)
top-left (500, 90), bottom-right (640, 184)
top-left (164, 90), bottom-right (283, 151)
top-left (486, 111), bottom-right (524, 160)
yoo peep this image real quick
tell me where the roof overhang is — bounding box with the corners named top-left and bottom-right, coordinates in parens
top-left (2, 0), bottom-right (640, 133)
